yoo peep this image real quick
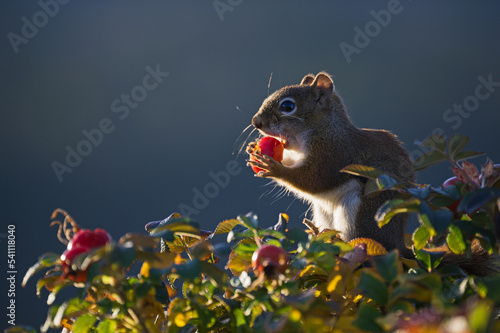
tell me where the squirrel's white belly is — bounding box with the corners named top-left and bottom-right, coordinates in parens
top-left (307, 179), bottom-right (362, 240)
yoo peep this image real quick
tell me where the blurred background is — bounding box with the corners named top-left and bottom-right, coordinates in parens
top-left (1, 1), bottom-right (500, 329)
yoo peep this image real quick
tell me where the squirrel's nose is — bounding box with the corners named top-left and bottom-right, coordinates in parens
top-left (252, 116), bottom-right (262, 129)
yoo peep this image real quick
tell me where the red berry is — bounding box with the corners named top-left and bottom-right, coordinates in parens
top-left (61, 246), bottom-right (89, 267)
top-left (442, 176), bottom-right (458, 188)
top-left (68, 229), bottom-right (112, 251)
top-left (251, 245), bottom-right (288, 277)
top-left (442, 176), bottom-right (461, 212)
top-left (62, 229), bottom-right (111, 277)
top-left (251, 137), bottom-right (284, 174)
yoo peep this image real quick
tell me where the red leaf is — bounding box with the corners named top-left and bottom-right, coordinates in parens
top-left (461, 161), bottom-right (480, 186)
top-left (452, 167), bottom-right (468, 183)
top-left (481, 158), bottom-right (494, 179)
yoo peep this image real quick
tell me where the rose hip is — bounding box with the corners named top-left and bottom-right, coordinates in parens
top-left (251, 244), bottom-right (288, 277)
top-left (251, 137), bottom-right (284, 174)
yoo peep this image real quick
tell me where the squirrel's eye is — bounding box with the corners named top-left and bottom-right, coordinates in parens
top-left (279, 98), bottom-right (296, 114)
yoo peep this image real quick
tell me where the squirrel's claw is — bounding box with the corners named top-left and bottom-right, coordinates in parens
top-left (245, 142), bottom-right (257, 154)
top-left (247, 153), bottom-right (283, 178)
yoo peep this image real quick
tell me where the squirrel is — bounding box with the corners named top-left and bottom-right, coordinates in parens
top-left (246, 72), bottom-right (499, 276)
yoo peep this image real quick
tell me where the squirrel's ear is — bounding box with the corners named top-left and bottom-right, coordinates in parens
top-left (312, 72), bottom-right (335, 91)
top-left (300, 74), bottom-right (315, 85)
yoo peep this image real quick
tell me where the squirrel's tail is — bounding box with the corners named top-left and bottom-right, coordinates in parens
top-left (438, 241), bottom-right (500, 277)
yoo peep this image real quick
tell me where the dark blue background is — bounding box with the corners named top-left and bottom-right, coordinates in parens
top-left (1, 1), bottom-right (500, 330)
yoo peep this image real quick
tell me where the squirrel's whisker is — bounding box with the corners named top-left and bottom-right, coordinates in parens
top-left (233, 124), bottom-right (257, 157)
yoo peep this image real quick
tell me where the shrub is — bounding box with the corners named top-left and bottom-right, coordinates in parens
top-left (10, 135), bottom-right (500, 333)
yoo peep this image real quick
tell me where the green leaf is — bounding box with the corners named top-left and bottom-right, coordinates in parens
top-left (154, 281), bottom-right (170, 306)
top-left (375, 198), bottom-right (421, 227)
top-left (372, 250), bottom-right (401, 283)
top-left (408, 186), bottom-right (431, 200)
top-left (468, 300), bottom-right (493, 333)
top-left (392, 283), bottom-right (433, 303)
top-left (22, 253), bottom-right (60, 287)
top-left (457, 187), bottom-right (500, 214)
top-left (437, 264), bottom-right (467, 277)
top-left (413, 149), bottom-right (448, 171)
top-left (96, 319), bottom-right (118, 333)
top-left (36, 275), bottom-right (60, 297)
top-left (416, 134), bottom-right (447, 152)
top-left (454, 150), bottom-right (485, 162)
top-left (135, 282), bottom-right (154, 299)
top-left (364, 178), bottom-right (382, 195)
top-left (418, 201), bottom-right (435, 235)
top-left (117, 245), bottom-right (136, 268)
top-left (118, 233), bottom-right (158, 248)
top-left (257, 229), bottom-right (285, 240)
top-left (432, 183), bottom-right (462, 200)
top-left (237, 213), bottom-right (259, 229)
top-left (64, 298), bottom-right (92, 318)
top-left (415, 249), bottom-right (444, 272)
top-left (173, 259), bottom-right (202, 281)
top-left (72, 313), bottom-right (97, 333)
top-left (340, 164), bottom-right (384, 179)
top-left (447, 224), bottom-right (466, 254)
top-left (376, 174), bottom-right (398, 189)
top-left (412, 226), bottom-right (431, 251)
top-left (227, 239), bottom-right (257, 276)
top-left (152, 229), bottom-right (175, 242)
top-left (213, 219), bottom-right (244, 236)
top-left (47, 281), bottom-right (72, 305)
top-left (478, 275), bottom-right (500, 302)
top-left (359, 271), bottom-right (389, 305)
top-left (285, 228), bottom-right (309, 243)
top-left (448, 134), bottom-right (469, 158)
top-left (476, 228), bottom-right (496, 253)
top-left (352, 303), bottom-right (383, 333)
top-left (153, 222), bottom-right (201, 239)
top-left (200, 261), bottom-right (228, 287)
top-left (432, 209), bottom-right (454, 233)
top-left (315, 230), bottom-right (339, 242)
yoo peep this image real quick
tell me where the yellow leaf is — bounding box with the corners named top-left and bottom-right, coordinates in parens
top-left (327, 274), bottom-right (343, 293)
top-left (175, 254), bottom-right (183, 265)
top-left (348, 238), bottom-right (387, 256)
top-left (174, 313), bottom-right (187, 327)
top-left (299, 264), bottom-right (328, 278)
top-left (140, 262), bottom-right (150, 278)
top-left (289, 309), bottom-right (301, 322)
top-left (353, 294), bottom-right (363, 303)
top-left (401, 258), bottom-right (419, 269)
top-left (61, 318), bottom-right (73, 330)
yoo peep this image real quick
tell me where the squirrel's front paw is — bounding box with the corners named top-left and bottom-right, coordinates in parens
top-left (247, 153), bottom-right (284, 178)
top-left (245, 142), bottom-right (257, 155)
